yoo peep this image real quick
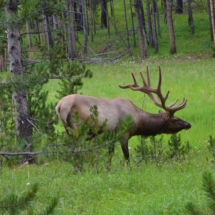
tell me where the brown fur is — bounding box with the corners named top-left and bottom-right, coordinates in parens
top-left (56, 94), bottom-right (191, 162)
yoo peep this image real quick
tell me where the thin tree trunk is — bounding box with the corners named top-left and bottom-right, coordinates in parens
top-left (134, 0), bottom-right (147, 58)
top-left (26, 21), bottom-right (33, 59)
top-left (208, 0), bottom-right (213, 41)
top-left (89, 0), bottom-right (94, 42)
top-left (210, 0), bottom-right (215, 43)
top-left (146, 0), bottom-right (153, 47)
top-left (5, 0), bottom-right (33, 154)
top-left (154, 0), bottom-right (161, 37)
top-left (130, 0), bottom-right (136, 47)
top-left (71, 2), bottom-right (77, 57)
top-left (188, 0), bottom-right (194, 34)
top-left (100, 0), bottom-right (108, 29)
top-left (176, 0), bottom-right (183, 14)
top-left (110, 0), bottom-right (114, 16)
top-left (0, 55), bottom-right (5, 72)
top-left (139, 0), bottom-right (147, 35)
top-left (65, 0), bottom-right (76, 59)
top-left (166, 0), bottom-right (176, 54)
top-left (81, 0), bottom-right (88, 55)
top-left (123, 0), bottom-right (130, 48)
top-left (152, 0), bottom-right (158, 53)
top-left (41, 0), bottom-right (54, 48)
top-left (164, 0), bottom-right (167, 24)
top-left (35, 20), bottom-right (42, 45)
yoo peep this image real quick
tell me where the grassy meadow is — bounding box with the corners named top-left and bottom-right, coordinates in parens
top-left (1, 57), bottom-right (215, 214)
top-left (1, 0), bottom-right (215, 214)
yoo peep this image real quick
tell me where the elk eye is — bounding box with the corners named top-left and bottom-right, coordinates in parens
top-left (165, 113), bottom-right (169, 121)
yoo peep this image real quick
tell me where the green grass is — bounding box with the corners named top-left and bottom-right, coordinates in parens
top-left (1, 57), bottom-right (215, 214)
top-left (1, 0), bottom-right (215, 214)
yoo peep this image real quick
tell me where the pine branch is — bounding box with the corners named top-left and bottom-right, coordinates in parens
top-left (185, 202), bottom-right (202, 215)
top-left (39, 197), bottom-right (59, 215)
top-left (202, 171), bottom-right (215, 203)
top-left (0, 183), bottom-right (38, 214)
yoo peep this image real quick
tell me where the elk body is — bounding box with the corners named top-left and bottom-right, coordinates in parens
top-left (56, 67), bottom-right (191, 161)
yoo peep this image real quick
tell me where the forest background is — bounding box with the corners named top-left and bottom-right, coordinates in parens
top-left (0, 0), bottom-right (215, 214)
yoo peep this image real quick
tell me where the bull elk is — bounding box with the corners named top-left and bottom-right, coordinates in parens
top-left (56, 66), bottom-right (191, 162)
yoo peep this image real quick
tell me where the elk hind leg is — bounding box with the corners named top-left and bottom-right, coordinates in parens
top-left (120, 139), bottom-right (130, 165)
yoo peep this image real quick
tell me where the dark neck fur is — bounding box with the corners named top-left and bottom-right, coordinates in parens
top-left (131, 112), bottom-right (166, 137)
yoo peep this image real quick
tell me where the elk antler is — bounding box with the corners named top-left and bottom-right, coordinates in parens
top-left (119, 66), bottom-right (187, 114)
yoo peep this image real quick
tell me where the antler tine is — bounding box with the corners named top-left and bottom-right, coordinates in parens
top-left (146, 66), bottom-right (150, 86)
top-left (169, 98), bottom-right (187, 113)
top-left (168, 99), bottom-right (179, 108)
top-left (158, 66), bottom-right (162, 91)
top-left (119, 73), bottom-right (139, 89)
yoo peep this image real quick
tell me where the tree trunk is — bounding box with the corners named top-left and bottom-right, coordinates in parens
top-left (0, 55), bottom-right (5, 72)
top-left (81, 0), bottom-right (88, 55)
top-left (152, 0), bottom-right (158, 53)
top-left (208, 0), bottom-right (213, 41)
top-left (209, 0), bottom-right (215, 43)
top-left (41, 0), bottom-right (54, 48)
top-left (164, 0), bottom-right (167, 24)
top-left (188, 0), bottom-right (194, 34)
top-left (139, 0), bottom-right (147, 34)
top-left (146, 0), bottom-right (153, 47)
top-left (100, 0), bottom-right (108, 29)
top-left (129, 0), bottom-right (136, 47)
top-left (35, 20), bottom-right (42, 45)
top-left (123, 0), bottom-right (130, 48)
top-left (5, 0), bottom-right (33, 153)
top-left (154, 0), bottom-right (161, 37)
top-left (166, 0), bottom-right (177, 54)
top-left (134, 0), bottom-right (147, 58)
top-left (65, 0), bottom-right (76, 59)
top-left (176, 0), bottom-right (183, 14)
top-left (0, 45), bottom-right (6, 72)
top-left (26, 21), bottom-right (33, 59)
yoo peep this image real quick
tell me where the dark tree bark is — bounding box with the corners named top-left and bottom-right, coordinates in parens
top-left (163, 0), bottom-right (167, 24)
top-left (123, 0), bottom-right (130, 48)
top-left (100, 0), bottom-right (108, 29)
top-left (129, 0), bottom-right (136, 47)
top-left (176, 0), bottom-right (183, 14)
top-left (208, 0), bottom-right (213, 41)
top-left (26, 21), bottom-right (33, 59)
top-left (134, 0), bottom-right (147, 58)
top-left (209, 0), bottom-right (215, 43)
top-left (166, 0), bottom-right (176, 54)
top-left (154, 0), bottom-right (161, 37)
top-left (81, 0), bottom-right (88, 54)
top-left (89, 0), bottom-right (96, 42)
top-left (152, 0), bottom-right (158, 53)
top-left (188, 0), bottom-right (194, 34)
top-left (139, 0), bottom-right (147, 34)
top-left (0, 55), bottom-right (5, 72)
top-left (5, 0), bottom-right (33, 152)
top-left (65, 0), bottom-right (76, 59)
top-left (35, 20), bottom-right (42, 45)
top-left (146, 0), bottom-right (153, 47)
top-left (41, 0), bottom-right (54, 48)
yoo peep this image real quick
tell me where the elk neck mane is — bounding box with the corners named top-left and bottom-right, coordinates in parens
top-left (131, 109), bottom-right (166, 137)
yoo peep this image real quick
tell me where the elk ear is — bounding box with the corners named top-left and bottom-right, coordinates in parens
top-left (158, 110), bottom-right (163, 114)
top-left (164, 113), bottom-right (170, 121)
